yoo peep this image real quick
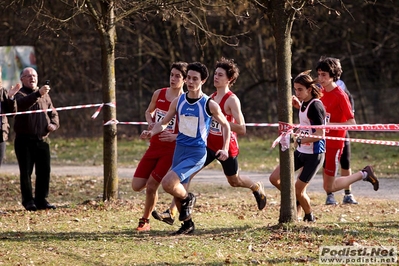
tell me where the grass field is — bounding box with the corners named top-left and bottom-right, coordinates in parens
top-left (1, 135), bottom-right (398, 265)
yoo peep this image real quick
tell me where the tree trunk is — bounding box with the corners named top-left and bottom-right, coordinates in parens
top-left (97, 1), bottom-right (118, 201)
top-left (266, 0), bottom-right (297, 223)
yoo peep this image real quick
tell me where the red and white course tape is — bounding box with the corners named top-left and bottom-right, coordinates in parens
top-left (293, 132), bottom-right (399, 147)
top-left (1, 102), bottom-right (115, 118)
top-left (104, 119), bottom-right (398, 147)
top-left (297, 124), bottom-right (399, 132)
top-left (6, 99), bottom-right (397, 147)
top-left (273, 121), bottom-right (399, 148)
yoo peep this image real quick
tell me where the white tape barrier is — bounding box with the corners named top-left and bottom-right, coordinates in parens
top-left (9, 101), bottom-right (394, 146)
top-left (1, 102), bottom-right (115, 118)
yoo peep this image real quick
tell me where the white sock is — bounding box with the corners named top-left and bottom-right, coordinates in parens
top-left (361, 170), bottom-right (368, 180)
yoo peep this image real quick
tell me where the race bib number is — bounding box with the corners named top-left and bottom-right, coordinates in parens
top-left (298, 129), bottom-right (311, 146)
top-left (155, 109), bottom-right (176, 132)
top-left (179, 115), bottom-right (198, 138)
top-left (209, 118), bottom-right (222, 136)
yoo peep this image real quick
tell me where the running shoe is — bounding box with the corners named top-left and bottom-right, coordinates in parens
top-left (151, 209), bottom-right (175, 225)
top-left (171, 221), bottom-right (195, 235)
top-left (252, 181), bottom-right (267, 210)
top-left (325, 193), bottom-right (338, 205)
top-left (303, 213), bottom-right (316, 222)
top-left (362, 165), bottom-right (379, 191)
top-left (136, 218), bottom-right (150, 231)
top-left (343, 194), bottom-right (358, 204)
top-left (179, 193), bottom-right (196, 221)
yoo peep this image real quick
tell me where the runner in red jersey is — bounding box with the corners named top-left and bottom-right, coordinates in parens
top-left (316, 57), bottom-right (379, 206)
top-left (201, 58), bottom-right (266, 211)
top-left (132, 62), bottom-right (187, 231)
top-left (207, 90), bottom-right (239, 157)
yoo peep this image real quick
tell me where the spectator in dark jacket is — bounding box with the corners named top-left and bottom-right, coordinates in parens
top-left (14, 67), bottom-right (59, 211)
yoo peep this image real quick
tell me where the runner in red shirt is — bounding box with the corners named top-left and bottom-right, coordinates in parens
top-left (316, 57), bottom-right (379, 205)
top-left (132, 62), bottom-right (187, 231)
top-left (202, 58), bottom-right (266, 211)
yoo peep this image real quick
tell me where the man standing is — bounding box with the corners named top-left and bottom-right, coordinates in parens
top-left (141, 62), bottom-right (231, 235)
top-left (14, 67), bottom-right (59, 211)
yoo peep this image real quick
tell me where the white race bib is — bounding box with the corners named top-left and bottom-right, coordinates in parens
top-left (179, 115), bottom-right (198, 138)
top-left (155, 109), bottom-right (176, 132)
top-left (209, 118), bottom-right (222, 136)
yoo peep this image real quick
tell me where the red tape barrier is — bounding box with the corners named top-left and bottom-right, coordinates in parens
top-left (3, 101), bottom-right (397, 134)
top-left (5, 101), bottom-right (396, 147)
top-left (106, 120), bottom-right (399, 132)
top-left (293, 132), bottom-right (399, 147)
top-left (297, 124), bottom-right (399, 132)
top-left (272, 121), bottom-right (399, 148)
top-left (108, 119), bottom-right (399, 147)
top-left (278, 121), bottom-right (399, 132)
top-left (1, 102), bottom-right (115, 118)
top-left (103, 120), bottom-right (281, 127)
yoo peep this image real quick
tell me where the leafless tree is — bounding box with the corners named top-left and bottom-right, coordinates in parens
top-left (10, 0), bottom-right (249, 201)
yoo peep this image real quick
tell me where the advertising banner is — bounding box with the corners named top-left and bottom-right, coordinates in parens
top-left (0, 46), bottom-right (36, 89)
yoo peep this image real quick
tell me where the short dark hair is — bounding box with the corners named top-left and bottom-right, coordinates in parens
top-left (170, 61), bottom-right (188, 79)
top-left (215, 57), bottom-right (240, 87)
top-left (187, 62), bottom-right (209, 81)
top-left (315, 57), bottom-right (343, 82)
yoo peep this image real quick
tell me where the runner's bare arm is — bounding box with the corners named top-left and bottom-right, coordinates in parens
top-left (226, 95), bottom-right (246, 135)
top-left (144, 89), bottom-right (161, 130)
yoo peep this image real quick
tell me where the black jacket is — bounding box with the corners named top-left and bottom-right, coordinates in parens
top-left (14, 86), bottom-right (59, 139)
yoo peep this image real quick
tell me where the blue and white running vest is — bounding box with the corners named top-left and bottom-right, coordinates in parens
top-left (176, 93), bottom-right (212, 147)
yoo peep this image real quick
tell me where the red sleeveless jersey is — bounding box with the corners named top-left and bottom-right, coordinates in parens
top-left (150, 88), bottom-right (178, 148)
top-left (207, 91), bottom-right (239, 157)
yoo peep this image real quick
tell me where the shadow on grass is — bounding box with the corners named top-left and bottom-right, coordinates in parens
top-left (0, 225), bottom-right (254, 242)
top-left (1, 220), bottom-right (397, 241)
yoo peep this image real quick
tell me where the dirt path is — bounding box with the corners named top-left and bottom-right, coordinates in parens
top-left (2, 164), bottom-right (398, 201)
